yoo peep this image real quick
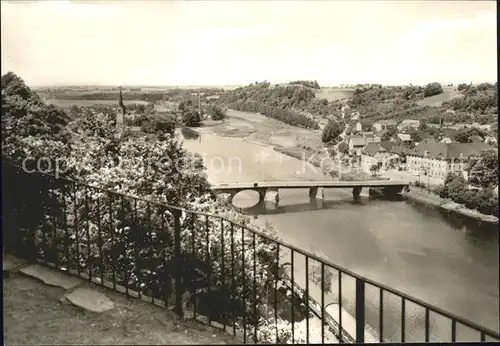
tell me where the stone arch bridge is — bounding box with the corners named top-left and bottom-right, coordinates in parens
top-left (211, 180), bottom-right (410, 208)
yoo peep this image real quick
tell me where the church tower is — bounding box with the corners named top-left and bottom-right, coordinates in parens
top-left (117, 86), bottom-right (125, 127)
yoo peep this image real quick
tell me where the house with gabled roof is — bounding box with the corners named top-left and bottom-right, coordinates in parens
top-left (361, 142), bottom-right (391, 171)
top-left (372, 119), bottom-right (397, 133)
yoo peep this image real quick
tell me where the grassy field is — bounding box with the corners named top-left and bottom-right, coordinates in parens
top-left (46, 99), bottom-right (150, 106)
top-left (314, 88), bottom-right (355, 101)
top-left (416, 87), bottom-right (462, 107)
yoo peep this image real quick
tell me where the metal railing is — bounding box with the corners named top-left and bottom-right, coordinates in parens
top-left (3, 161), bottom-right (499, 344)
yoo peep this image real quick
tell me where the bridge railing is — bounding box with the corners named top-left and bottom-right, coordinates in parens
top-left (3, 161), bottom-right (499, 344)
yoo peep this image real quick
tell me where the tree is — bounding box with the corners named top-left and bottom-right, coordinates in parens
top-left (338, 142), bottom-right (349, 155)
top-left (381, 127), bottom-right (397, 141)
top-left (182, 109), bottom-right (202, 127)
top-left (423, 82), bottom-right (443, 97)
top-left (452, 127), bottom-right (486, 143)
top-left (206, 105), bottom-right (226, 121)
top-left (322, 120), bottom-right (344, 144)
top-left (444, 173), bottom-right (468, 203)
top-left (140, 114), bottom-right (176, 137)
top-left (468, 149), bottom-right (498, 188)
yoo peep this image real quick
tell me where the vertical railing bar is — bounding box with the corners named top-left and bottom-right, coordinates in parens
top-left (291, 250), bottom-right (295, 344)
top-left (252, 232), bottom-right (257, 344)
top-left (321, 262), bottom-right (325, 345)
top-left (451, 319), bottom-right (456, 342)
top-left (42, 180), bottom-right (48, 265)
top-left (221, 219), bottom-right (226, 331)
top-left (96, 192), bottom-right (104, 285)
top-left (205, 215), bottom-right (212, 325)
top-left (339, 270), bottom-right (343, 343)
top-left (401, 297), bottom-right (406, 343)
top-left (134, 199), bottom-right (141, 299)
top-left (85, 186), bottom-right (92, 282)
top-left (241, 226), bottom-right (247, 344)
top-left (121, 196), bottom-right (129, 297)
top-left (191, 213), bottom-right (197, 321)
top-left (173, 208), bottom-right (183, 317)
top-left (63, 183), bottom-right (70, 272)
top-left (160, 210), bottom-right (168, 306)
top-left (355, 278), bottom-right (365, 343)
top-left (425, 308), bottom-right (430, 342)
top-left (305, 256), bottom-right (310, 345)
top-left (230, 223), bottom-right (236, 337)
top-left (109, 193), bottom-right (116, 290)
top-left (51, 183), bottom-right (58, 269)
top-left (480, 332), bottom-right (486, 342)
top-left (147, 202), bottom-right (153, 304)
top-left (74, 182), bottom-right (81, 276)
top-left (274, 244), bottom-right (280, 343)
top-left (379, 288), bottom-right (384, 343)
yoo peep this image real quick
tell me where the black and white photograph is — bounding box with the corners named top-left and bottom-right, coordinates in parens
top-left (1, 0), bottom-right (498, 344)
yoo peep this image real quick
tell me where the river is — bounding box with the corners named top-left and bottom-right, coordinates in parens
top-left (178, 128), bottom-right (499, 342)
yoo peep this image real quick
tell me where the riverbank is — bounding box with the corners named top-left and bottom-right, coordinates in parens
top-left (198, 111), bottom-right (381, 182)
top-left (402, 188), bottom-right (499, 224)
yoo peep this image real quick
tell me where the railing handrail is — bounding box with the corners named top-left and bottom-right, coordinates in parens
top-left (3, 158), bottom-right (499, 339)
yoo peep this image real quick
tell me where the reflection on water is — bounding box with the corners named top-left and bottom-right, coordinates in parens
top-left (179, 128), bottom-right (499, 341)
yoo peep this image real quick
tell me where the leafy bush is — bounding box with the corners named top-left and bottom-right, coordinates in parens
top-left (2, 72), bottom-right (319, 342)
top-left (423, 82), bottom-right (443, 97)
top-left (434, 184), bottom-right (449, 198)
top-left (182, 109), bottom-right (202, 127)
top-left (140, 114), bottom-right (176, 137)
top-left (322, 120), bottom-right (344, 144)
top-left (338, 141), bottom-right (349, 154)
top-left (205, 105), bottom-right (226, 121)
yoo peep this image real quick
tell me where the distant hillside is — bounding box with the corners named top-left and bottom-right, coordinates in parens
top-left (314, 88), bottom-right (355, 101)
top-left (215, 81), bottom-right (351, 129)
top-left (416, 87), bottom-right (462, 107)
top-left (344, 82), bottom-right (497, 128)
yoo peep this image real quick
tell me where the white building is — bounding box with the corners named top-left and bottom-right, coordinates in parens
top-left (397, 119), bottom-right (420, 132)
top-left (372, 119), bottom-right (397, 133)
top-left (406, 142), bottom-right (492, 182)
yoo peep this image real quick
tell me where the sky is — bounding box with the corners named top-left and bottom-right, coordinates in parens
top-left (1, 0), bottom-right (497, 87)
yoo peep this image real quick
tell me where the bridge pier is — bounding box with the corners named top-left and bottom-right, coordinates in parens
top-left (352, 186), bottom-right (362, 200)
top-left (309, 187), bottom-right (324, 200)
top-left (264, 188), bottom-right (279, 211)
top-left (309, 187), bottom-right (324, 208)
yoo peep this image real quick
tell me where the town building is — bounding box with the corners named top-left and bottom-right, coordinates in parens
top-left (395, 133), bottom-right (412, 145)
top-left (347, 133), bottom-right (380, 155)
top-left (372, 119), bottom-right (397, 133)
top-left (354, 121), bottom-right (363, 133)
top-left (406, 141), bottom-right (492, 182)
top-left (361, 143), bottom-right (391, 171)
top-left (348, 136), bottom-right (368, 155)
top-left (397, 119), bottom-right (420, 132)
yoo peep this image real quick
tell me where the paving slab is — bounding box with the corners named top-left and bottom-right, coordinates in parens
top-left (2, 254), bottom-right (27, 273)
top-left (63, 288), bottom-right (114, 313)
top-left (20, 264), bottom-right (81, 290)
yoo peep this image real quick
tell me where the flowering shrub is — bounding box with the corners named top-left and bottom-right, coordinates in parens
top-left (2, 72), bottom-right (291, 341)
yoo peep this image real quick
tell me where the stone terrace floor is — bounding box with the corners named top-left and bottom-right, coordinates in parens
top-left (3, 254), bottom-right (236, 345)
